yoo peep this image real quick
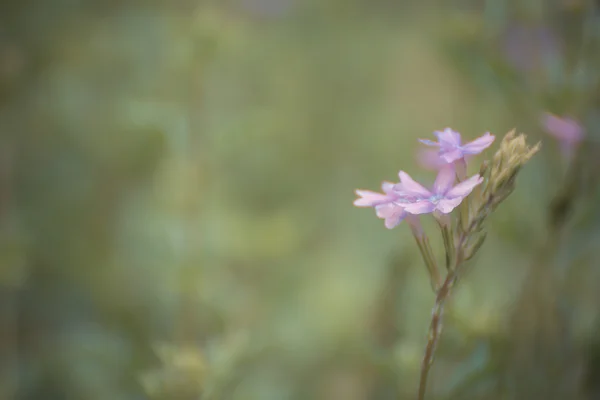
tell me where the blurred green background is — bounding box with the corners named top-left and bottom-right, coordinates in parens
top-left (1, 0), bottom-right (600, 399)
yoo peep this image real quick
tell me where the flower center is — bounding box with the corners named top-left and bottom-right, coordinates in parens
top-left (429, 194), bottom-right (443, 204)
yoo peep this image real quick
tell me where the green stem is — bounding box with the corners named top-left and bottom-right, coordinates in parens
top-left (455, 158), bottom-right (470, 233)
top-left (438, 219), bottom-right (455, 272)
top-left (418, 208), bottom-right (481, 400)
top-left (413, 234), bottom-right (442, 292)
top-left (417, 267), bottom-right (459, 400)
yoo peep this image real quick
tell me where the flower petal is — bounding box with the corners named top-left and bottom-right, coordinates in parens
top-left (398, 171), bottom-right (431, 197)
top-left (461, 132), bottom-right (495, 154)
top-left (435, 197), bottom-right (464, 214)
top-left (433, 165), bottom-right (456, 195)
top-left (440, 148), bottom-right (464, 163)
top-left (434, 128), bottom-right (462, 147)
top-left (354, 190), bottom-right (391, 207)
top-left (445, 174), bottom-right (483, 198)
top-left (392, 183), bottom-right (419, 201)
top-left (375, 202), bottom-right (397, 218)
top-left (416, 148), bottom-right (449, 170)
top-left (384, 213), bottom-right (405, 229)
top-left (418, 139), bottom-right (440, 147)
top-left (403, 200), bottom-right (436, 215)
top-left (381, 181), bottom-right (396, 193)
top-left (375, 203), bottom-right (406, 229)
top-left (542, 113), bottom-right (584, 143)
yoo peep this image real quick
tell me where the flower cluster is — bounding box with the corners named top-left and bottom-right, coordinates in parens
top-left (353, 128), bottom-right (539, 400)
top-left (354, 128), bottom-right (494, 230)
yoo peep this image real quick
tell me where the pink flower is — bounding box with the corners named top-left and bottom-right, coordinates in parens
top-left (541, 113), bottom-right (584, 161)
top-left (394, 165), bottom-right (483, 215)
top-left (354, 182), bottom-right (411, 229)
top-left (542, 113), bottom-right (584, 144)
top-left (420, 128), bottom-right (495, 163)
top-left (542, 113), bottom-right (584, 142)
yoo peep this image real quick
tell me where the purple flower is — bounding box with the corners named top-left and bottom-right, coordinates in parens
top-left (394, 166), bottom-right (483, 215)
top-left (354, 182), bottom-right (411, 229)
top-left (541, 113), bottom-right (584, 160)
top-left (541, 113), bottom-right (584, 144)
top-left (420, 128), bottom-right (495, 163)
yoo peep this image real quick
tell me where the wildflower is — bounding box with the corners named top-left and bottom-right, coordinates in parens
top-left (354, 182), bottom-right (410, 229)
top-left (420, 128), bottom-right (495, 163)
top-left (395, 165), bottom-right (483, 215)
top-left (541, 113), bottom-right (584, 160)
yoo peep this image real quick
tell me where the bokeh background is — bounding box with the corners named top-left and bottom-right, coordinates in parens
top-left (1, 0), bottom-right (600, 399)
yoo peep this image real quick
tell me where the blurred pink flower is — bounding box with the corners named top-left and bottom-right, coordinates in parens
top-left (542, 113), bottom-right (584, 143)
top-left (420, 128), bottom-right (495, 163)
top-left (541, 113), bottom-right (584, 160)
top-left (394, 165), bottom-right (482, 215)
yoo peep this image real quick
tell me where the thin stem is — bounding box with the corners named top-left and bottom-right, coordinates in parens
top-left (455, 158), bottom-right (470, 234)
top-left (458, 201), bottom-right (470, 234)
top-left (439, 221), bottom-right (455, 272)
top-left (414, 234), bottom-right (442, 291)
top-left (417, 267), bottom-right (459, 400)
top-left (417, 208), bottom-right (485, 399)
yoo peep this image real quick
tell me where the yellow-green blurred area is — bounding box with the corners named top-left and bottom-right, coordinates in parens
top-left (1, 1), bottom-right (600, 399)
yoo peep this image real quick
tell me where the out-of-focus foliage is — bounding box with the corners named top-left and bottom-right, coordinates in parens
top-left (1, 0), bottom-right (600, 399)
